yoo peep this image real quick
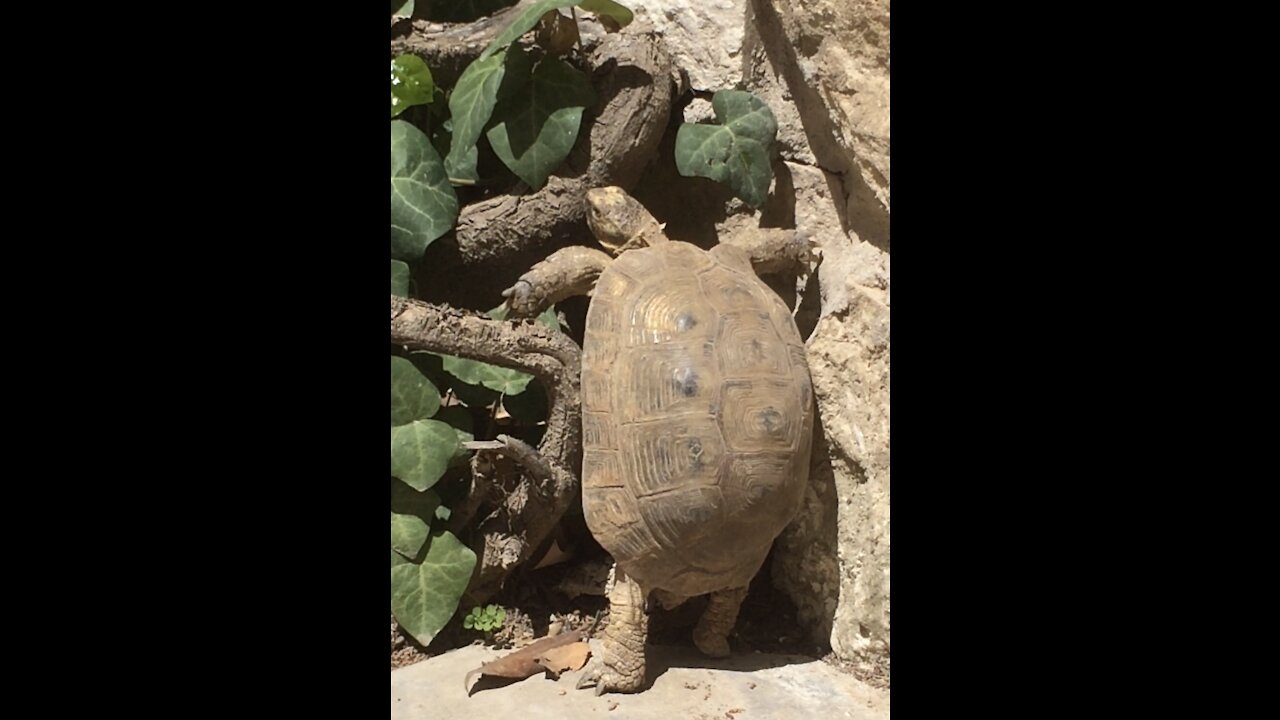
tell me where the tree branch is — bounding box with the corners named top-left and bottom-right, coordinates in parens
top-left (390, 295), bottom-right (583, 603)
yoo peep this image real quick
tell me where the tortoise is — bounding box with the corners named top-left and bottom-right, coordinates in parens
top-left (503, 187), bottom-right (814, 694)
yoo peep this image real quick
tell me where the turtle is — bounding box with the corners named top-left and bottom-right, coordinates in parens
top-left (502, 186), bottom-right (814, 694)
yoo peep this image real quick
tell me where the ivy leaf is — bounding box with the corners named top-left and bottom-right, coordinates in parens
top-left (391, 356), bottom-right (441, 426)
top-left (391, 260), bottom-right (410, 297)
top-left (482, 0), bottom-right (575, 58)
top-left (441, 355), bottom-right (535, 396)
top-left (437, 304), bottom-right (561, 395)
top-left (391, 419), bottom-right (461, 490)
top-left (391, 55), bottom-right (436, 118)
top-left (444, 51), bottom-right (507, 184)
top-left (483, 0), bottom-right (633, 58)
top-left (447, 0), bottom-right (632, 183)
top-left (433, 406), bottom-right (476, 464)
top-left (674, 90), bottom-right (778, 208)
top-left (391, 511), bottom-right (432, 560)
top-left (392, 121), bottom-right (459, 259)
top-left (392, 547), bottom-right (411, 568)
top-left (391, 479), bottom-right (442, 518)
top-left (391, 0), bottom-right (415, 18)
top-left (579, 0), bottom-right (632, 28)
top-left (391, 530), bottom-right (477, 644)
top-left (486, 50), bottom-right (595, 190)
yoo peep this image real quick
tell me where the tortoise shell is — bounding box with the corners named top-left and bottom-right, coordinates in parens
top-left (580, 240), bottom-right (814, 597)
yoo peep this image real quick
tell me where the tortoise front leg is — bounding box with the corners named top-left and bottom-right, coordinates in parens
top-left (577, 566), bottom-right (649, 694)
top-left (501, 246), bottom-right (614, 317)
top-left (691, 585), bottom-right (749, 658)
top-left (714, 228), bottom-right (815, 277)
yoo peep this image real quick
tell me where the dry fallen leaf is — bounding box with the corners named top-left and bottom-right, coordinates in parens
top-left (536, 641), bottom-right (591, 677)
top-left (464, 630), bottom-right (585, 695)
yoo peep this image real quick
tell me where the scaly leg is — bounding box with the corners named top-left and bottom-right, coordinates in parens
top-left (501, 246), bottom-right (613, 317)
top-left (712, 227), bottom-right (815, 277)
top-left (691, 585), bottom-right (749, 658)
top-left (577, 566), bottom-right (649, 694)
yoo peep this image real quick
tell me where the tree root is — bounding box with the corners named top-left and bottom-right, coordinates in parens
top-left (391, 1), bottom-right (536, 90)
top-left (390, 296), bottom-right (582, 604)
top-left (400, 26), bottom-right (675, 308)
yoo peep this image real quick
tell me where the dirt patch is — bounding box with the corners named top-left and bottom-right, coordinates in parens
top-left (392, 546), bottom-right (840, 671)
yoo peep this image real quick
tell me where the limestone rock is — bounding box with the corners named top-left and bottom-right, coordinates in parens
top-left (631, 0), bottom-right (747, 92)
top-left (739, 0), bottom-right (889, 257)
top-left (772, 234), bottom-right (889, 664)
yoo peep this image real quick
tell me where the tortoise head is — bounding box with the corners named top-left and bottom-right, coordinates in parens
top-left (585, 186), bottom-right (658, 256)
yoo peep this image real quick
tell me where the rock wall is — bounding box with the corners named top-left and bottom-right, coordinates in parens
top-left (628, 0), bottom-right (891, 669)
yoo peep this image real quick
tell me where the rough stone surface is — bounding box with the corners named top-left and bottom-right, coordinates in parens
top-left (391, 641), bottom-right (889, 719)
top-left (811, 243), bottom-right (890, 663)
top-left (708, 0), bottom-right (891, 670)
top-left (631, 0), bottom-right (748, 92)
top-left (741, 0), bottom-right (890, 255)
top-left (771, 234), bottom-right (889, 666)
top-left (626, 0), bottom-right (891, 668)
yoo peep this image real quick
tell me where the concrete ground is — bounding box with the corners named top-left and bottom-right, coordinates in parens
top-left (391, 640), bottom-right (889, 719)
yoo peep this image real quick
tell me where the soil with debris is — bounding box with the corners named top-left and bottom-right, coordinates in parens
top-left (393, 547), bottom-right (888, 691)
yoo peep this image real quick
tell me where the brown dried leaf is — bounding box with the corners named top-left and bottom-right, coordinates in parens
top-left (535, 641), bottom-right (591, 677)
top-left (464, 630), bottom-right (584, 695)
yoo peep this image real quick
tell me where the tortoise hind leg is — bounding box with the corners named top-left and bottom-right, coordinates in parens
top-left (502, 246), bottom-right (613, 317)
top-left (577, 566), bottom-right (649, 694)
top-left (692, 585), bottom-right (749, 658)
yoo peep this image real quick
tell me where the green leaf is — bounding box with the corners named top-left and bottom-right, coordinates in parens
top-left (391, 55), bottom-right (436, 118)
top-left (391, 419), bottom-right (461, 490)
top-left (438, 303), bottom-right (562, 395)
top-left (391, 530), bottom-right (477, 644)
top-left (482, 0), bottom-right (633, 59)
top-left (579, 0), bottom-right (633, 27)
top-left (391, 511), bottom-right (433, 560)
top-left (482, 0), bottom-right (574, 58)
top-left (445, 51), bottom-right (507, 184)
top-left (392, 547), bottom-right (411, 568)
top-left (433, 406), bottom-right (476, 463)
top-left (486, 51), bottom-right (595, 189)
top-left (674, 90), bottom-right (779, 208)
top-left (391, 260), bottom-right (411, 296)
top-left (392, 0), bottom-right (415, 18)
top-left (391, 356), bottom-right (441, 426)
top-left (391, 479), bottom-right (442, 517)
top-left (392, 121), bottom-right (459, 259)
top-left (442, 355), bottom-right (535, 396)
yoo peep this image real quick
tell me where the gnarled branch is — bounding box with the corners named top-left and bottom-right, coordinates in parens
top-left (390, 295), bottom-right (582, 603)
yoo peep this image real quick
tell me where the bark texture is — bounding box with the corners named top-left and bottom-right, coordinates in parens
top-left (390, 296), bottom-right (583, 603)
top-left (414, 30), bottom-right (674, 310)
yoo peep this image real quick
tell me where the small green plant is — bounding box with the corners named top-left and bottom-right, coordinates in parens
top-left (463, 604), bottom-right (506, 635)
top-left (674, 89), bottom-right (779, 208)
